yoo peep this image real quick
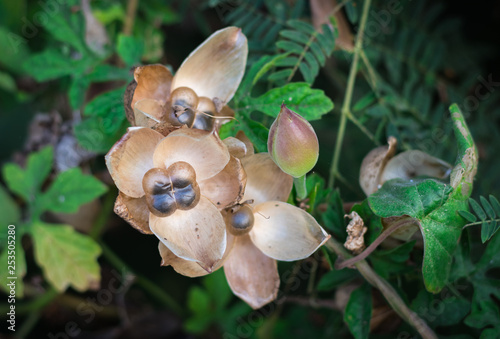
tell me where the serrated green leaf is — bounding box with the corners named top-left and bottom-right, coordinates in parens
top-left (458, 210), bottom-right (477, 223)
top-left (41, 11), bottom-right (86, 52)
top-left (41, 168), bottom-right (107, 214)
top-left (83, 87), bottom-right (126, 117)
top-left (75, 116), bottom-right (129, 154)
top-left (32, 222), bottom-right (101, 292)
top-left (480, 196), bottom-right (496, 219)
top-left (0, 236), bottom-right (26, 297)
top-left (23, 50), bottom-right (92, 81)
top-left (246, 82), bottom-right (333, 121)
top-left (0, 184), bottom-right (20, 226)
top-left (470, 198), bottom-right (486, 221)
top-left (2, 146), bottom-right (53, 202)
top-left (117, 34), bottom-right (144, 67)
top-left (344, 284), bottom-right (372, 339)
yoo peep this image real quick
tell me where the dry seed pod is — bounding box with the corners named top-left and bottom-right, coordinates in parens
top-left (142, 162), bottom-right (201, 217)
top-left (171, 86), bottom-right (199, 109)
top-left (143, 168), bottom-right (177, 217)
top-left (359, 136), bottom-right (397, 196)
top-left (225, 204), bottom-right (255, 236)
top-left (380, 150), bottom-right (452, 183)
top-left (133, 99), bottom-right (165, 128)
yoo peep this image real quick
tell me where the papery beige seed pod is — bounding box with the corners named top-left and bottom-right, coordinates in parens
top-left (359, 136), bottom-right (397, 196)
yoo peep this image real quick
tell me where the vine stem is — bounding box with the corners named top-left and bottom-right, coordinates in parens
top-left (325, 237), bottom-right (438, 339)
top-left (328, 0), bottom-right (372, 190)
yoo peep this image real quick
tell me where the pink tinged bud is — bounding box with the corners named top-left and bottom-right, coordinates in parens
top-left (268, 104), bottom-right (319, 177)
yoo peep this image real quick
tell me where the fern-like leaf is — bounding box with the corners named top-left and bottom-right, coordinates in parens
top-left (272, 19), bottom-right (336, 85)
top-left (463, 196), bottom-right (500, 243)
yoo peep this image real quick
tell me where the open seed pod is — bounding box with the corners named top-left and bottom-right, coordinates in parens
top-left (359, 137), bottom-right (452, 196)
top-left (124, 27), bottom-right (247, 134)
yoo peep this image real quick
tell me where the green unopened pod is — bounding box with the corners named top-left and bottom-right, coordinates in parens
top-left (267, 104), bottom-right (319, 177)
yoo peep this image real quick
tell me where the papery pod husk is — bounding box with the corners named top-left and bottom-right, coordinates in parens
top-left (380, 150), bottom-right (452, 183)
top-left (359, 136), bottom-right (397, 196)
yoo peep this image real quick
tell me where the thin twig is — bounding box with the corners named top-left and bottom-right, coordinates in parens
top-left (123, 0), bottom-right (139, 36)
top-left (325, 237), bottom-right (438, 339)
top-left (328, 0), bottom-right (372, 189)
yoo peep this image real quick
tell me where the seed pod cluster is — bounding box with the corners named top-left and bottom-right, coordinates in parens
top-left (167, 86), bottom-right (223, 131)
top-left (142, 162), bottom-right (200, 217)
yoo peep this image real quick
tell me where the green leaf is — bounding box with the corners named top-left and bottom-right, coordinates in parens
top-left (236, 54), bottom-right (290, 97)
top-left (0, 235), bottom-right (26, 297)
top-left (344, 284), bottom-right (372, 339)
top-left (353, 92), bottom-right (376, 112)
top-left (185, 286), bottom-right (213, 333)
top-left (75, 117), bottom-right (129, 154)
top-left (369, 178), bottom-right (460, 292)
top-left (370, 241), bottom-right (416, 278)
top-left (481, 220), bottom-right (499, 243)
top-left (489, 195), bottom-right (500, 217)
top-left (317, 268), bottom-right (358, 291)
top-left (480, 196), bottom-right (496, 219)
top-left (458, 210), bottom-right (477, 223)
top-left (370, 105), bottom-right (477, 292)
top-left (246, 82), bottom-right (333, 121)
top-left (23, 49), bottom-right (93, 81)
top-left (469, 198), bottom-right (486, 221)
top-left (69, 76), bottom-right (90, 109)
top-left (117, 34), bottom-right (144, 67)
top-left (0, 184), bottom-right (20, 226)
top-left (41, 168), bottom-right (107, 214)
top-left (31, 222), bottom-right (101, 292)
top-left (411, 289), bottom-right (470, 327)
top-left (219, 117), bottom-right (268, 153)
top-left (2, 146), bottom-right (53, 202)
top-left (345, 1), bottom-right (359, 24)
top-left (41, 11), bottom-right (86, 53)
top-left (87, 65), bottom-right (131, 82)
top-left (0, 71), bottom-right (16, 92)
top-left (203, 270), bottom-right (232, 311)
top-left (75, 87), bottom-right (129, 153)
